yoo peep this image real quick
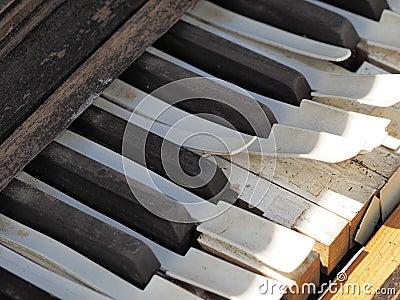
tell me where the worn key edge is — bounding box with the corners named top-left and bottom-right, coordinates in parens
top-left (0, 210), bottom-right (149, 299)
top-left (0, 179), bottom-right (161, 288)
top-left (0, 244), bottom-right (111, 299)
top-left (24, 142), bottom-right (197, 255)
top-left (21, 147), bottom-right (284, 300)
top-left (186, 1), bottom-right (351, 62)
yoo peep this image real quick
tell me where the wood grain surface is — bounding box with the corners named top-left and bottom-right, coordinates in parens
top-left (0, 0), bottom-right (146, 142)
top-left (0, 0), bottom-right (198, 191)
top-left (0, 0), bottom-right (45, 42)
top-left (0, 0), bottom-right (66, 60)
top-left (323, 204), bottom-right (400, 300)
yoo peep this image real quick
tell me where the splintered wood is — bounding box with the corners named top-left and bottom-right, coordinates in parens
top-left (323, 204), bottom-right (400, 300)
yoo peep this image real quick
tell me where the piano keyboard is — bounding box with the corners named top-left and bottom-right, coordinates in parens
top-left (1, 0), bottom-right (400, 299)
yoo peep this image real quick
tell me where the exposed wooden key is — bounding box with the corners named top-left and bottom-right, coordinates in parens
top-left (0, 179), bottom-right (161, 289)
top-left (121, 52), bottom-right (277, 137)
top-left (69, 105), bottom-right (234, 202)
top-left (320, 0), bottom-right (389, 20)
top-left (24, 142), bottom-right (196, 255)
top-left (152, 21), bottom-right (311, 105)
top-left (0, 267), bottom-right (55, 300)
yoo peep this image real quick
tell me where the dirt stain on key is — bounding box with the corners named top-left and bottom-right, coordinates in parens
top-left (231, 184), bottom-right (241, 193)
top-left (17, 230), bottom-right (29, 238)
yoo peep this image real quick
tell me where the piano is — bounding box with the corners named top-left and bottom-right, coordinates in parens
top-left (0, 0), bottom-right (399, 299)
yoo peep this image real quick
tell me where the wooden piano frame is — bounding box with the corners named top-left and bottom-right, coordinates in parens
top-left (0, 0), bottom-right (399, 299)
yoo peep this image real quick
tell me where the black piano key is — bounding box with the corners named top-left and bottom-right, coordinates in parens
top-left (151, 21), bottom-right (311, 106)
top-left (211, 0), bottom-right (360, 50)
top-left (0, 267), bottom-right (56, 300)
top-left (69, 105), bottom-right (236, 204)
top-left (320, 0), bottom-right (388, 20)
top-left (121, 52), bottom-right (277, 138)
top-left (0, 179), bottom-right (160, 289)
top-left (24, 142), bottom-right (197, 255)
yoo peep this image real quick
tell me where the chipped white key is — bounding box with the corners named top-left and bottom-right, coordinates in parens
top-left (196, 202), bottom-right (314, 273)
top-left (0, 244), bottom-right (112, 300)
top-left (179, 16), bottom-right (400, 107)
top-left (102, 86), bottom-right (366, 163)
top-left (130, 52), bottom-right (391, 152)
top-left (185, 1), bottom-right (351, 62)
top-left (252, 95), bottom-right (390, 152)
top-left (20, 159), bottom-right (287, 299)
top-left (307, 0), bottom-right (400, 51)
top-left (57, 128), bottom-right (315, 274)
top-left (164, 249), bottom-right (285, 299)
top-left (128, 108), bottom-right (364, 163)
top-left (0, 211), bottom-right (199, 300)
top-left (389, 0), bottom-right (400, 13)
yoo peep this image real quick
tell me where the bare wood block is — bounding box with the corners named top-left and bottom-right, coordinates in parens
top-left (323, 204), bottom-right (400, 300)
top-left (215, 155), bottom-right (349, 274)
top-left (315, 61), bottom-right (400, 228)
top-left (230, 154), bottom-right (384, 246)
top-left (352, 147), bottom-right (400, 180)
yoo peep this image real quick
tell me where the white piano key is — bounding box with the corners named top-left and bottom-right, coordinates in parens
top-left (137, 50), bottom-right (392, 152)
top-left (307, 0), bottom-right (400, 52)
top-left (253, 97), bottom-right (390, 152)
top-left (196, 203), bottom-right (315, 274)
top-left (0, 244), bottom-right (112, 300)
top-left (103, 80), bottom-right (257, 145)
top-left (129, 108), bottom-right (364, 163)
top-left (355, 62), bottom-right (400, 150)
top-left (0, 211), bottom-right (194, 300)
top-left (179, 15), bottom-right (400, 107)
top-left (56, 125), bottom-right (315, 274)
top-left (165, 249), bottom-right (286, 299)
top-left (185, 1), bottom-right (351, 62)
top-left (102, 84), bottom-right (367, 163)
top-left (19, 173), bottom-right (284, 300)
